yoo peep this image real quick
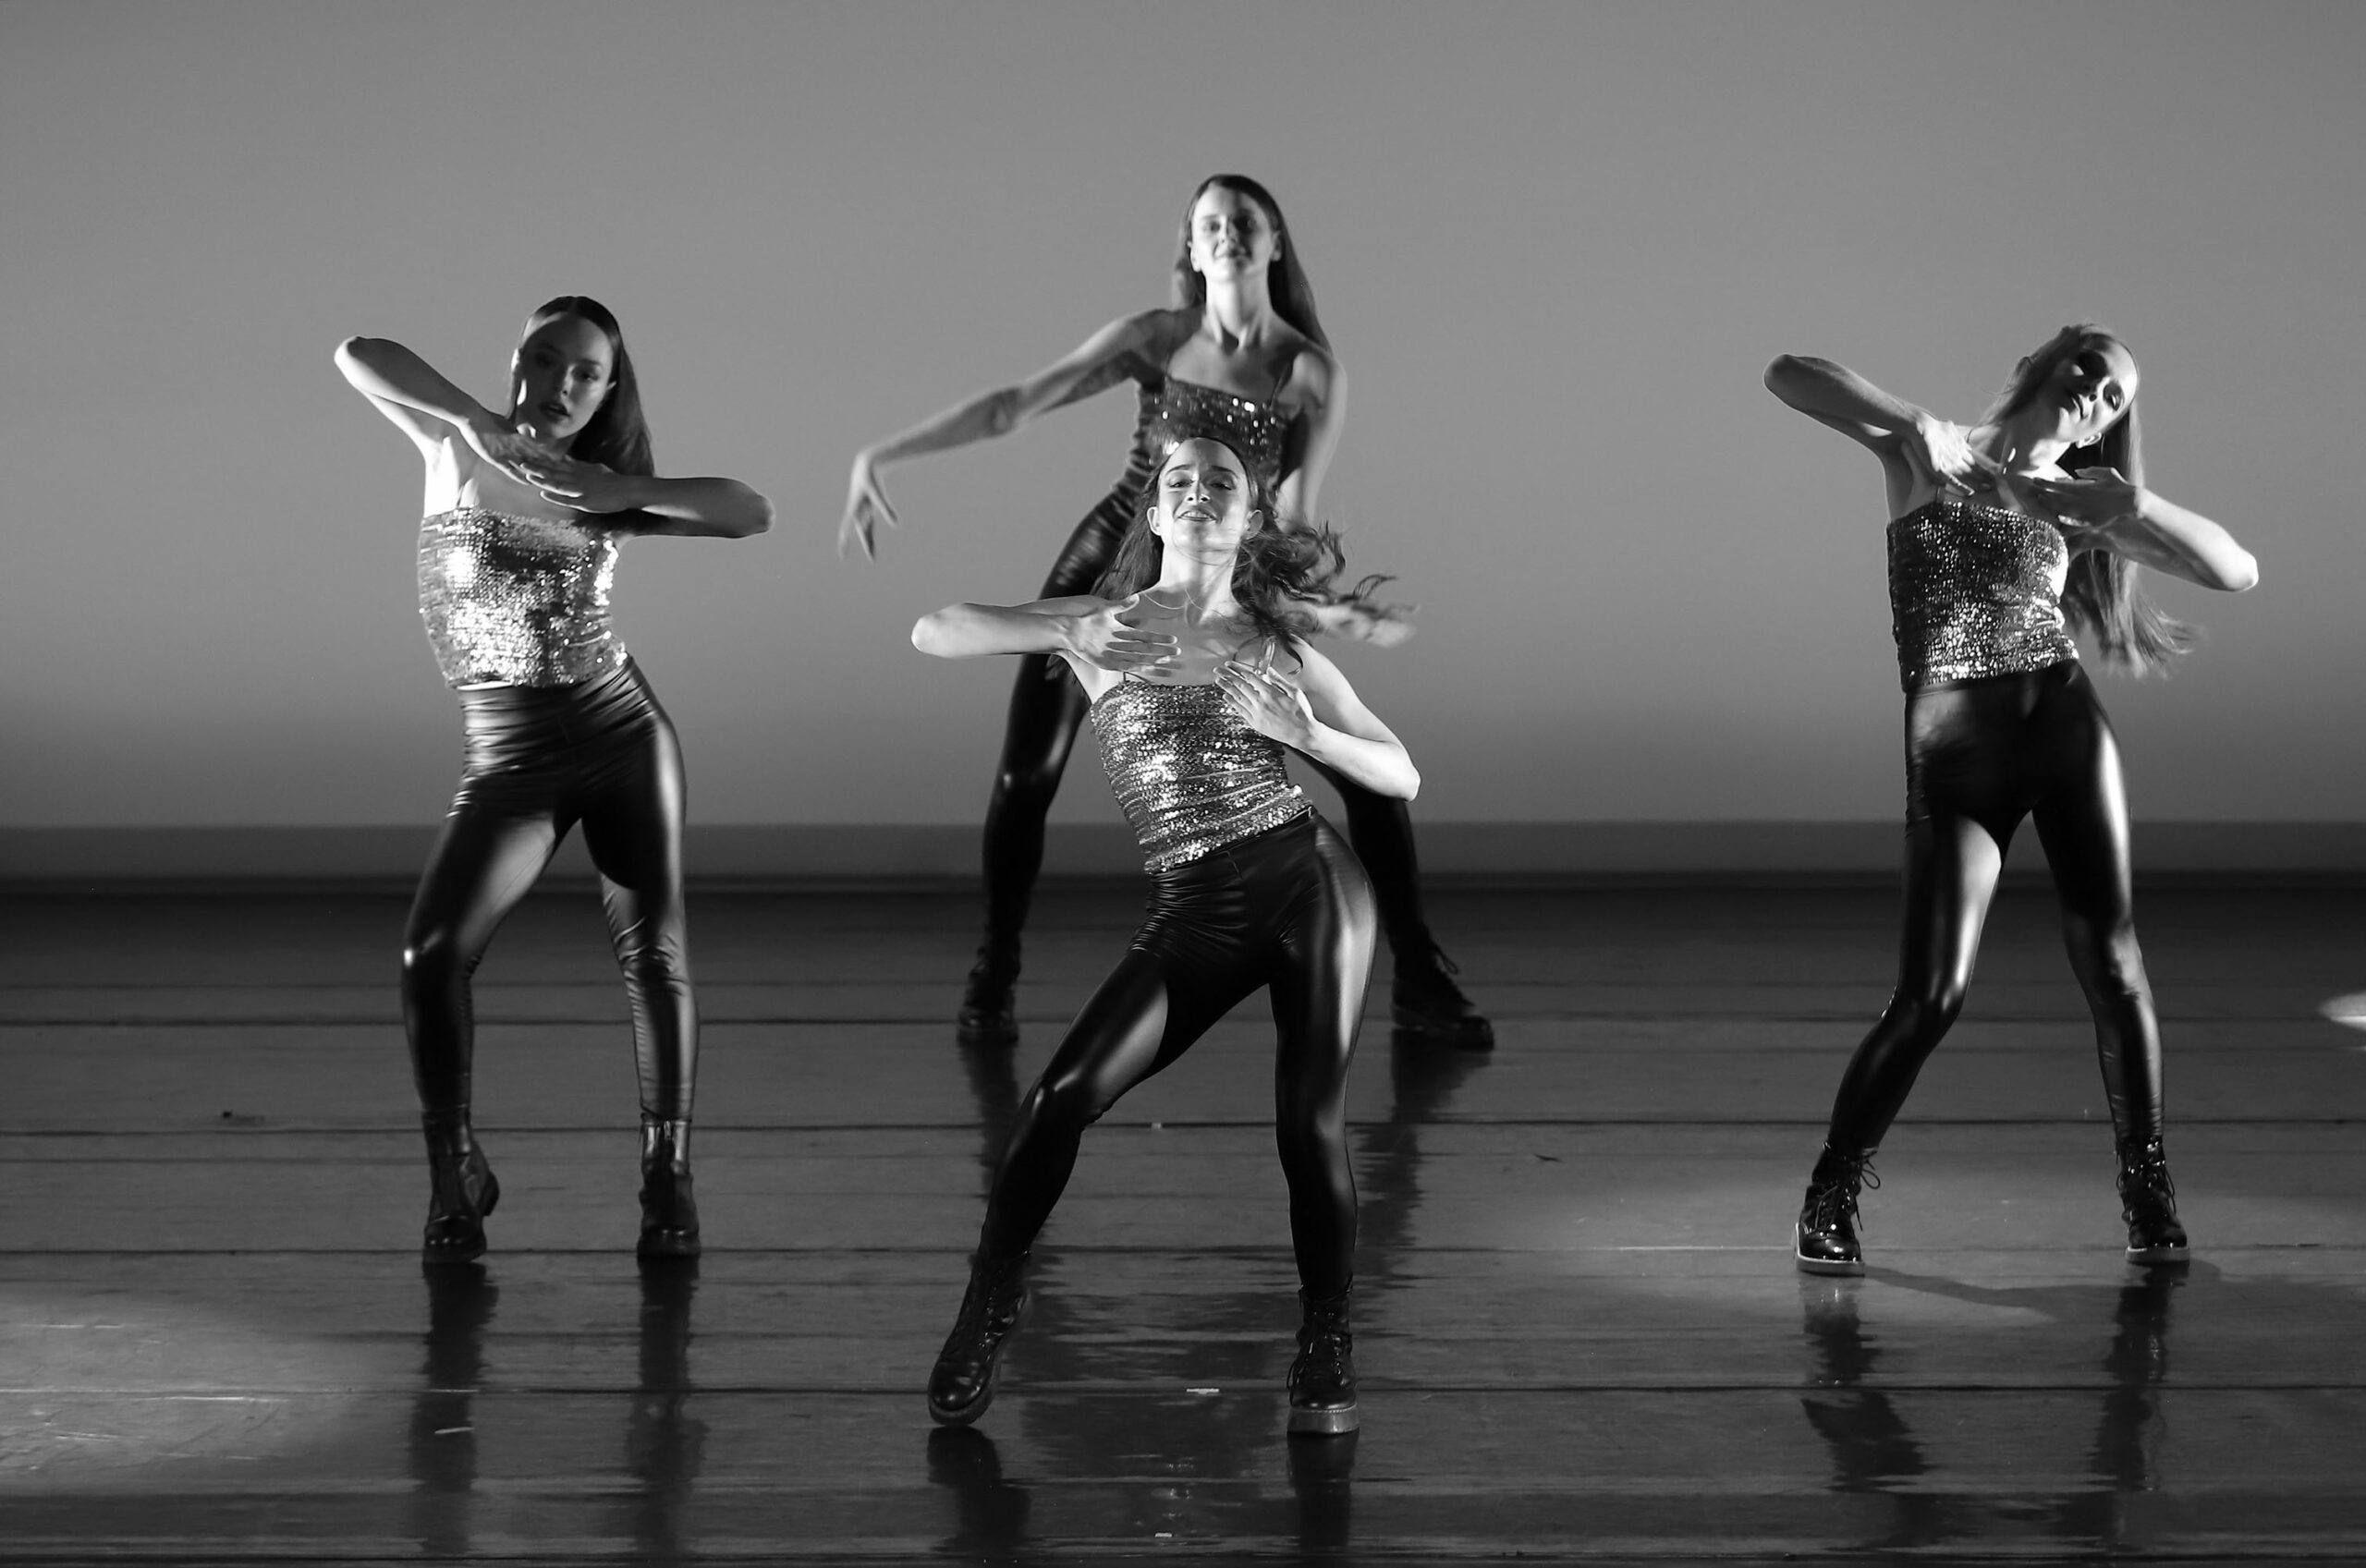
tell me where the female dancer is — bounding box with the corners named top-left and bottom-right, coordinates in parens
top-left (1765, 326), bottom-right (2257, 1275)
top-left (911, 435), bottom-right (1410, 1435)
top-left (845, 173), bottom-right (1489, 1051)
top-left (335, 298), bottom-right (773, 1262)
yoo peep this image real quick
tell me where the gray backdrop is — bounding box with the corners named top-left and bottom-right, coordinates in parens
top-left (3, 0), bottom-right (2358, 847)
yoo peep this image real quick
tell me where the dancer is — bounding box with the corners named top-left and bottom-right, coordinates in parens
top-left (844, 173), bottom-right (1490, 1051)
top-left (912, 435), bottom-right (1410, 1434)
top-left (1765, 326), bottom-right (2256, 1275)
top-left (335, 298), bottom-right (773, 1261)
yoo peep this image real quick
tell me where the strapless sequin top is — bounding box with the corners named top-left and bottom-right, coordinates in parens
top-left (1090, 679), bottom-right (1310, 871)
top-left (417, 507), bottom-right (625, 688)
top-left (1138, 376), bottom-right (1291, 488)
top-left (1887, 498), bottom-right (2077, 691)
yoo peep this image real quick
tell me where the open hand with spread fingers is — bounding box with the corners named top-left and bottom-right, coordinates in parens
top-left (1064, 594), bottom-right (1178, 674)
top-left (514, 452), bottom-right (650, 515)
top-left (460, 419), bottom-right (556, 487)
top-left (1904, 412), bottom-right (1999, 497)
top-left (839, 452), bottom-right (899, 560)
top-left (1217, 657), bottom-right (1320, 750)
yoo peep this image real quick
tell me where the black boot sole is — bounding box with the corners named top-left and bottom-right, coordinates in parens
top-left (2127, 1240), bottom-right (2190, 1266)
top-left (1389, 1005), bottom-right (1494, 1051)
top-left (638, 1228), bottom-right (701, 1260)
top-left (1287, 1401), bottom-right (1360, 1435)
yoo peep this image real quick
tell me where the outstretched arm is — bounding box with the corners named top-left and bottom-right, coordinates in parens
top-left (1219, 640), bottom-right (1418, 800)
top-left (334, 336), bottom-right (544, 474)
top-left (513, 456), bottom-right (773, 539)
top-left (841, 310), bottom-right (1176, 559)
top-left (1764, 354), bottom-right (1994, 517)
top-left (2033, 468), bottom-right (2259, 591)
top-left (911, 594), bottom-right (1178, 696)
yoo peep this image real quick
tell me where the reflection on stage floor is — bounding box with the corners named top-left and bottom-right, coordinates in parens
top-left (3, 881), bottom-right (2363, 1562)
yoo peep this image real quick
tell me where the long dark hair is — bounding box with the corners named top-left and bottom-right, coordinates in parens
top-left (1168, 175), bottom-right (1330, 351)
top-left (1984, 323), bottom-right (2188, 673)
top-left (521, 295), bottom-right (654, 478)
top-left (1093, 437), bottom-right (1348, 647)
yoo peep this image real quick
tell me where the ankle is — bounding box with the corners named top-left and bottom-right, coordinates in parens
top-left (641, 1116), bottom-right (692, 1168)
top-left (421, 1109), bottom-right (477, 1159)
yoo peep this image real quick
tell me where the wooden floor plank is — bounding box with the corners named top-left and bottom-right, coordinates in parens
top-left (3, 883), bottom-right (2364, 1562)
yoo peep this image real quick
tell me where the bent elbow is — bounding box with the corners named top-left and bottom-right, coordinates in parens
top-left (739, 493), bottom-right (776, 538)
top-left (1763, 355), bottom-right (1810, 400)
top-left (911, 613), bottom-right (956, 657)
top-left (982, 387), bottom-right (1024, 437)
top-left (2223, 553), bottom-right (2260, 592)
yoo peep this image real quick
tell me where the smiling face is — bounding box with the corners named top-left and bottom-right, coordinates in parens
top-left (1186, 184), bottom-right (1279, 285)
top-left (2032, 334), bottom-right (2139, 448)
top-left (509, 313), bottom-right (616, 444)
top-left (1150, 438), bottom-right (1260, 560)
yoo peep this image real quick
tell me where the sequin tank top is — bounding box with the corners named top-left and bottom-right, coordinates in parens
top-left (1090, 680), bottom-right (1311, 872)
top-left (417, 507), bottom-right (627, 688)
top-left (1134, 375), bottom-right (1292, 488)
top-left (1886, 498), bottom-right (2078, 692)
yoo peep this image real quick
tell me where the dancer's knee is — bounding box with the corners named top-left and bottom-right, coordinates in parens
top-left (400, 922), bottom-right (469, 995)
top-left (2065, 913), bottom-right (2150, 997)
top-left (1019, 1068), bottom-right (1110, 1139)
top-left (991, 757), bottom-right (1065, 812)
top-left (1884, 978), bottom-right (1967, 1043)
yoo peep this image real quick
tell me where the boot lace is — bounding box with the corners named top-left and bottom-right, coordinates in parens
top-left (1804, 1152), bottom-right (1879, 1234)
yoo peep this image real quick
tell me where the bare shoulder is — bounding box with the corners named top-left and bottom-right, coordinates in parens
top-left (1124, 307), bottom-right (1200, 362)
top-left (1275, 332), bottom-right (1342, 399)
top-left (1276, 634), bottom-right (1333, 684)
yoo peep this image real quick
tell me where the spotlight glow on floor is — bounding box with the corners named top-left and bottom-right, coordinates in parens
top-left (0, 1292), bottom-right (386, 1483)
top-left (2319, 993), bottom-right (2366, 1031)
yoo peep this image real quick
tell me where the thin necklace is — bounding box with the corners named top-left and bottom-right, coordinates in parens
top-left (1142, 584), bottom-right (1225, 618)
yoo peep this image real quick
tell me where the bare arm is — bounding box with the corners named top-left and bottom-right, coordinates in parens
top-left (841, 310), bottom-right (1178, 559)
top-left (910, 593), bottom-right (1177, 698)
top-left (1219, 640), bottom-right (1418, 800)
top-left (335, 335), bottom-right (523, 464)
top-left (1764, 354), bottom-right (1992, 517)
top-left (1271, 347), bottom-right (1346, 529)
top-left (2033, 469), bottom-right (2259, 591)
top-left (514, 456), bottom-right (773, 539)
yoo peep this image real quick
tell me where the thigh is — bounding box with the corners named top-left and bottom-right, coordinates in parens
top-left (577, 685), bottom-right (687, 902)
top-left (1905, 682), bottom-right (2031, 847)
top-left (1268, 822), bottom-right (1378, 1083)
top-left (2029, 668), bottom-right (2136, 928)
top-left (1038, 490), bottom-right (1133, 599)
top-left (407, 789), bottom-right (565, 960)
top-left (1892, 808), bottom-right (2007, 1003)
top-left (1033, 949), bottom-right (1236, 1118)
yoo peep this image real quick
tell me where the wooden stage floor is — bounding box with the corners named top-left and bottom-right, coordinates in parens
top-left (4, 879), bottom-right (2365, 1564)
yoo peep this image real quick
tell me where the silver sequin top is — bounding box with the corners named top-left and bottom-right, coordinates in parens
top-left (1141, 376), bottom-right (1291, 487)
top-left (1090, 679), bottom-right (1310, 872)
top-left (1887, 498), bottom-right (2078, 691)
top-left (417, 507), bottom-right (626, 688)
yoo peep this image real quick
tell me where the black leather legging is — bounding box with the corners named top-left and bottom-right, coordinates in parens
top-left (980, 492), bottom-right (1435, 961)
top-left (978, 812), bottom-right (1375, 1298)
top-left (402, 658), bottom-right (697, 1122)
top-left (1824, 660), bottom-right (2163, 1152)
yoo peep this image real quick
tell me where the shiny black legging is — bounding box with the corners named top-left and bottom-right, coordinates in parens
top-left (979, 812), bottom-right (1375, 1297)
top-left (401, 659), bottom-right (696, 1121)
top-left (1824, 660), bottom-right (2163, 1152)
top-left (981, 491), bottom-right (1436, 961)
